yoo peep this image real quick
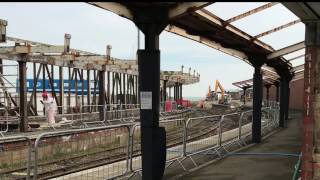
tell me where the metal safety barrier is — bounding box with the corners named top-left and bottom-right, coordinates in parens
top-left (0, 105), bottom-right (280, 180)
top-left (32, 123), bottom-right (133, 180)
top-left (0, 108), bottom-right (20, 137)
top-left (0, 135), bottom-right (31, 180)
top-left (126, 105), bottom-right (279, 179)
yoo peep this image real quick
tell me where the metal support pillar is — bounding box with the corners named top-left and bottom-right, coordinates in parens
top-left (0, 59), bottom-right (2, 74)
top-left (19, 60), bottom-right (28, 132)
top-left (98, 67), bottom-right (106, 121)
top-left (81, 70), bottom-right (84, 107)
top-left (136, 20), bottom-right (167, 180)
top-left (116, 73), bottom-right (119, 104)
top-left (275, 82), bottom-right (280, 102)
top-left (33, 63), bottom-right (38, 115)
top-left (111, 72), bottom-right (115, 104)
top-left (123, 73), bottom-right (126, 105)
top-left (42, 63), bottom-right (45, 114)
top-left (251, 58), bottom-right (264, 143)
top-left (175, 82), bottom-right (178, 102)
top-left (75, 69), bottom-right (78, 107)
top-left (179, 83), bottom-right (182, 102)
top-left (87, 70), bottom-right (91, 112)
top-left (285, 85), bottom-right (290, 120)
top-left (279, 77), bottom-right (287, 127)
top-left (67, 67), bottom-right (71, 113)
top-left (242, 87), bottom-right (247, 105)
top-left (135, 75), bottom-right (139, 104)
top-left (173, 85), bottom-right (176, 101)
top-left (163, 80), bottom-right (167, 102)
top-left (266, 84), bottom-right (271, 102)
top-left (107, 71), bottom-right (110, 110)
top-left (59, 67), bottom-right (64, 114)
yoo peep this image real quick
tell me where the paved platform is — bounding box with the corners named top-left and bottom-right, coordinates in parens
top-left (183, 110), bottom-right (302, 180)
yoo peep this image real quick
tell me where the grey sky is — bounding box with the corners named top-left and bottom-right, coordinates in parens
top-left (0, 2), bottom-right (305, 98)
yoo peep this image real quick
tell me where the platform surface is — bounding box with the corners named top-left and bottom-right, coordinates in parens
top-left (183, 110), bottom-right (302, 180)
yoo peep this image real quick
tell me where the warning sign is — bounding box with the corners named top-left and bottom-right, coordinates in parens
top-left (140, 91), bottom-right (152, 109)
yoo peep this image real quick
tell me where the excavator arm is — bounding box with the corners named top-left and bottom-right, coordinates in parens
top-left (214, 80), bottom-right (225, 104)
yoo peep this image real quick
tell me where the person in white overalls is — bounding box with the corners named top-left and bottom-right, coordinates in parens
top-left (41, 91), bottom-right (57, 125)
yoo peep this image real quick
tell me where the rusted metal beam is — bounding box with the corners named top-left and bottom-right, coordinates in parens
top-left (7, 36), bottom-right (97, 55)
top-left (267, 41), bottom-right (305, 59)
top-left (168, 2), bottom-right (213, 19)
top-left (195, 9), bottom-right (275, 52)
top-left (254, 19), bottom-right (301, 39)
top-left (226, 2), bottom-right (279, 24)
top-left (88, 2), bottom-right (133, 20)
top-left (0, 53), bottom-right (138, 74)
top-left (165, 24), bottom-right (249, 61)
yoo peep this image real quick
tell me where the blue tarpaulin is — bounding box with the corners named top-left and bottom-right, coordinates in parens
top-left (16, 79), bottom-right (99, 95)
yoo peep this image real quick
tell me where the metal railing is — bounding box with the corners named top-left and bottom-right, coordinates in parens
top-left (40, 104), bottom-right (140, 130)
top-left (0, 135), bottom-right (31, 180)
top-left (0, 107), bottom-right (19, 137)
top-left (0, 105), bottom-right (280, 180)
top-left (126, 105), bottom-right (279, 178)
top-left (32, 124), bottom-right (132, 180)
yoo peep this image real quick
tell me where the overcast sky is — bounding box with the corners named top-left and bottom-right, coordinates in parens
top-left (0, 2), bottom-right (305, 99)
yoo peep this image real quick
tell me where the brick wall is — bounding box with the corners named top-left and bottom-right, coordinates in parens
top-left (263, 78), bottom-right (304, 110)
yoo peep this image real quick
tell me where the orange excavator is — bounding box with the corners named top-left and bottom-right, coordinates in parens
top-left (199, 80), bottom-right (231, 108)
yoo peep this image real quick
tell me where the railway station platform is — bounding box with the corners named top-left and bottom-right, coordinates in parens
top-left (181, 110), bottom-right (302, 180)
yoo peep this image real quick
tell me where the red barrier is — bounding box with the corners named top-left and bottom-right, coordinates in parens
top-left (165, 101), bottom-right (172, 112)
top-left (176, 99), bottom-right (192, 108)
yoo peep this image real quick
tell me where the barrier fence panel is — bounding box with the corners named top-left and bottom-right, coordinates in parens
top-left (127, 118), bottom-right (187, 178)
top-left (0, 108), bottom-right (19, 137)
top-left (160, 119), bottom-right (186, 170)
top-left (32, 124), bottom-right (132, 180)
top-left (177, 115), bottom-right (221, 169)
top-left (238, 110), bottom-right (253, 145)
top-left (219, 113), bottom-right (243, 153)
top-left (0, 136), bottom-right (31, 180)
top-left (128, 124), bottom-right (141, 176)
